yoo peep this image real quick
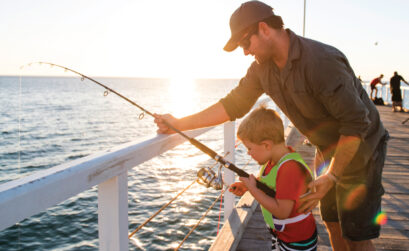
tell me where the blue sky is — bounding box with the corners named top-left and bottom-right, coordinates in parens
top-left (1, 0), bottom-right (409, 81)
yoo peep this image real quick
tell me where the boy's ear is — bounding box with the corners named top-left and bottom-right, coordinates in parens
top-left (261, 140), bottom-right (273, 150)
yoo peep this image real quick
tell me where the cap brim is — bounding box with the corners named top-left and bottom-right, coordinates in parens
top-left (224, 37), bottom-right (239, 52)
top-left (224, 27), bottom-right (249, 52)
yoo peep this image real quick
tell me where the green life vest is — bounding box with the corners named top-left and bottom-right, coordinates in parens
top-left (258, 152), bottom-right (313, 231)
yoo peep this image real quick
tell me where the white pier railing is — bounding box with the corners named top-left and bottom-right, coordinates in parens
top-left (362, 81), bottom-right (409, 108)
top-left (0, 125), bottom-right (234, 251)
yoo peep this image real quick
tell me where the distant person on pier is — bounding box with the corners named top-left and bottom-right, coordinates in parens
top-left (370, 74), bottom-right (385, 100)
top-left (155, 1), bottom-right (389, 250)
top-left (390, 71), bottom-right (409, 112)
top-left (229, 106), bottom-right (318, 250)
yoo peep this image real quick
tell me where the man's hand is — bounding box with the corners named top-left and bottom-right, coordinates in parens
top-left (298, 174), bottom-right (335, 213)
top-left (154, 102), bottom-right (230, 134)
top-left (154, 113), bottom-right (179, 134)
top-left (298, 135), bottom-right (361, 213)
top-left (229, 181), bottom-right (248, 196)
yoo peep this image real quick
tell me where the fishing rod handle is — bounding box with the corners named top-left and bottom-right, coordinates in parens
top-left (224, 162), bottom-right (276, 198)
top-left (189, 138), bottom-right (217, 159)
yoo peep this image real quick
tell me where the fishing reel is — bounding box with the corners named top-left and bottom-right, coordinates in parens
top-left (197, 164), bottom-right (223, 190)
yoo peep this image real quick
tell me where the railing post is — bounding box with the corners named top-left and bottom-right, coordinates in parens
top-left (223, 121), bottom-right (235, 220)
top-left (385, 85), bottom-right (388, 103)
top-left (98, 170), bottom-right (129, 251)
top-left (402, 88), bottom-right (405, 104)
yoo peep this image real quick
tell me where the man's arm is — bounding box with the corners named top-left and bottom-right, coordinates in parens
top-left (297, 53), bottom-right (369, 213)
top-left (154, 102), bottom-right (230, 134)
top-left (402, 77), bottom-right (409, 85)
top-left (298, 135), bottom-right (361, 213)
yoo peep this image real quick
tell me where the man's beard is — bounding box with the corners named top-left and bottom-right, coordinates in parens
top-left (255, 54), bottom-right (269, 64)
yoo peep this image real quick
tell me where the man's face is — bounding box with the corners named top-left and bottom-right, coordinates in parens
top-left (238, 26), bottom-right (258, 51)
top-left (239, 24), bottom-right (272, 64)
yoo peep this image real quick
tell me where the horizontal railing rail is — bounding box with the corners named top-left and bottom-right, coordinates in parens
top-left (362, 81), bottom-right (409, 108)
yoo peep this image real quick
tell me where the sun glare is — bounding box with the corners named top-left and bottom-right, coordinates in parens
top-left (168, 77), bottom-right (198, 117)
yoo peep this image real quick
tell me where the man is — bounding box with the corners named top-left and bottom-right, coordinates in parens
top-left (155, 1), bottom-right (388, 250)
top-left (390, 71), bottom-right (408, 112)
top-left (370, 74), bottom-right (385, 100)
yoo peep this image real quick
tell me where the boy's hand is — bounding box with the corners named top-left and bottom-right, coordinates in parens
top-left (229, 181), bottom-right (248, 196)
top-left (239, 174), bottom-right (257, 191)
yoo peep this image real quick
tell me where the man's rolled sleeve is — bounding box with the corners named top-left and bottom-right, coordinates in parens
top-left (311, 55), bottom-right (371, 139)
top-left (219, 64), bottom-right (264, 120)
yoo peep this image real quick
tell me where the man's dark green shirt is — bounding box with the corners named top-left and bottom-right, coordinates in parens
top-left (220, 29), bottom-right (386, 176)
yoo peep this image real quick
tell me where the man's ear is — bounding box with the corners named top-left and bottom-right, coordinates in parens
top-left (258, 22), bottom-right (270, 36)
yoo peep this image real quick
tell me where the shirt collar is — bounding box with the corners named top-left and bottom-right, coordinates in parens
top-left (285, 29), bottom-right (301, 69)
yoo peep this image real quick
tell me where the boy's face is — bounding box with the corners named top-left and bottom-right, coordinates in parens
top-left (242, 139), bottom-right (272, 165)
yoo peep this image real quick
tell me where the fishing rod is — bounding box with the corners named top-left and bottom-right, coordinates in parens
top-left (31, 62), bottom-right (276, 197)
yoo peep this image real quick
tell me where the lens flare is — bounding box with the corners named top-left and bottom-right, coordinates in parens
top-left (316, 160), bottom-right (329, 176)
top-left (342, 184), bottom-right (367, 211)
top-left (374, 211), bottom-right (388, 225)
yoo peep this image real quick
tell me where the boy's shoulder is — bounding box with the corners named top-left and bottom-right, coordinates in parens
top-left (277, 159), bottom-right (309, 179)
top-left (279, 149), bottom-right (307, 167)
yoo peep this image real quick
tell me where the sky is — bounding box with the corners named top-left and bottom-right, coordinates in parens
top-left (1, 0), bottom-right (409, 81)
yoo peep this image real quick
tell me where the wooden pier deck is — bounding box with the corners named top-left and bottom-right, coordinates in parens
top-left (211, 105), bottom-right (409, 251)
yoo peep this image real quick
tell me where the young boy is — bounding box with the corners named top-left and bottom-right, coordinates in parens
top-left (229, 106), bottom-right (317, 250)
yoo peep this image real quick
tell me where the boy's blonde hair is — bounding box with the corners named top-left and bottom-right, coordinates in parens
top-left (237, 105), bottom-right (284, 144)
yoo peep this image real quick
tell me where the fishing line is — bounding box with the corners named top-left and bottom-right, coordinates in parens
top-left (25, 62), bottom-right (276, 198)
top-left (216, 192), bottom-right (223, 235)
top-left (129, 151), bottom-right (231, 239)
top-left (128, 179), bottom-right (197, 239)
top-left (17, 66), bottom-right (23, 251)
top-left (174, 190), bottom-right (225, 251)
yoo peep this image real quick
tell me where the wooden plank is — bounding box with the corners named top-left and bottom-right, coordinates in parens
top-left (209, 192), bottom-right (258, 251)
top-left (236, 239), bottom-right (271, 251)
top-left (372, 238), bottom-right (409, 251)
top-left (379, 228), bottom-right (409, 240)
top-left (240, 227), bottom-right (271, 241)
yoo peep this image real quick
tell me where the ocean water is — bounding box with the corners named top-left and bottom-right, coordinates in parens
top-left (0, 75), bottom-right (262, 251)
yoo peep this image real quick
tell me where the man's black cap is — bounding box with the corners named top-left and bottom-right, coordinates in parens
top-left (224, 1), bottom-right (275, 52)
